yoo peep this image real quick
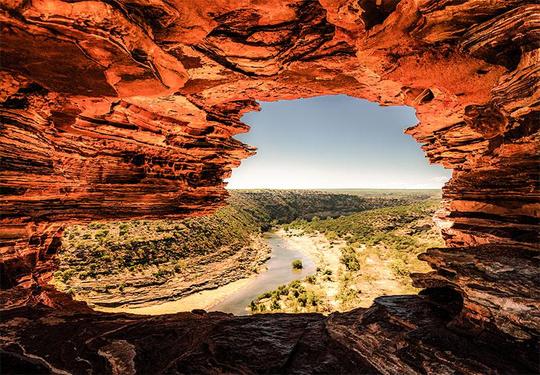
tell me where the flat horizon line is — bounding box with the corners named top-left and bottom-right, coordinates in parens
top-left (226, 187), bottom-right (443, 191)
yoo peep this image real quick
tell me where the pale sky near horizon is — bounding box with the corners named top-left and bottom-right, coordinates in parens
top-left (226, 95), bottom-right (451, 190)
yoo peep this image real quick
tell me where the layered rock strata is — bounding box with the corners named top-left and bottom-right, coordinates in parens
top-left (0, 0), bottom-right (538, 373)
top-left (1, 293), bottom-right (537, 374)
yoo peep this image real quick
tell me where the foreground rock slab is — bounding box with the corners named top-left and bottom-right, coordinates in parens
top-left (0, 0), bottom-right (538, 372)
top-left (1, 293), bottom-right (537, 374)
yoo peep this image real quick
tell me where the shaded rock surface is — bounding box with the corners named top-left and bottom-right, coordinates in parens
top-left (0, 0), bottom-right (539, 373)
top-left (1, 292), bottom-right (537, 374)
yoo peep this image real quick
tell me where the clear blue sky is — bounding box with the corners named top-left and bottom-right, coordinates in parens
top-left (226, 95), bottom-right (451, 189)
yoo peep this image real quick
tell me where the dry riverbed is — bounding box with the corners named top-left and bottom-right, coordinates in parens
top-left (252, 228), bottom-right (429, 313)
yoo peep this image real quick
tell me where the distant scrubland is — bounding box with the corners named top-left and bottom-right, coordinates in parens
top-left (53, 189), bottom-right (442, 310)
top-left (250, 199), bottom-right (443, 313)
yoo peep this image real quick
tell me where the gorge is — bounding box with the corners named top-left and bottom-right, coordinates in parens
top-left (52, 190), bottom-right (440, 315)
top-left (1, 0), bottom-right (539, 374)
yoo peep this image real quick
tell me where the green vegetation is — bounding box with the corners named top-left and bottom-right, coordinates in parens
top-left (56, 190), bottom-right (426, 284)
top-left (286, 200), bottom-right (442, 253)
top-left (291, 259), bottom-right (303, 269)
top-left (54, 189), bottom-right (443, 310)
top-left (250, 278), bottom-right (328, 313)
top-left (340, 246), bottom-right (360, 271)
top-left (252, 199), bottom-right (444, 313)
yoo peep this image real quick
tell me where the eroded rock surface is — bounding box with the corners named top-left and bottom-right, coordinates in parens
top-left (0, 0), bottom-right (538, 373)
top-left (1, 293), bottom-right (536, 374)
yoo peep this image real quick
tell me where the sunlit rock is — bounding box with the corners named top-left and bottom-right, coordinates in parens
top-left (0, 0), bottom-right (538, 373)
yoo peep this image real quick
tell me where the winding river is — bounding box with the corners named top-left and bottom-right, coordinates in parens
top-left (210, 232), bottom-right (317, 315)
top-left (102, 232), bottom-right (317, 316)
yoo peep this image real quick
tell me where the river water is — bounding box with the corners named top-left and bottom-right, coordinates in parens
top-left (96, 232), bottom-right (317, 316)
top-left (210, 232), bottom-right (316, 315)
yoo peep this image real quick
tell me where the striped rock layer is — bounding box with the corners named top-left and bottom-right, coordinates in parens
top-left (0, 0), bottom-right (538, 373)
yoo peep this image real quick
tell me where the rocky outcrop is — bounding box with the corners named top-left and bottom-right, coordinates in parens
top-left (1, 292), bottom-right (536, 374)
top-left (415, 245), bottom-right (540, 341)
top-left (1, 0), bottom-right (538, 373)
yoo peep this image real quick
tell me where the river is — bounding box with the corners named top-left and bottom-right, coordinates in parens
top-left (99, 232), bottom-right (318, 316)
top-left (210, 232), bottom-right (317, 315)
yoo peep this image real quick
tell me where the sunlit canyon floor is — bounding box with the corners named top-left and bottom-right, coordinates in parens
top-left (51, 190), bottom-right (441, 316)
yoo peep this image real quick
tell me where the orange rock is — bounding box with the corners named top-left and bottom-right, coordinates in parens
top-left (0, 0), bottom-right (538, 361)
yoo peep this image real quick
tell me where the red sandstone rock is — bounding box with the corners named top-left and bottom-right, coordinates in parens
top-left (0, 294), bottom-right (536, 374)
top-left (0, 0), bottom-right (538, 373)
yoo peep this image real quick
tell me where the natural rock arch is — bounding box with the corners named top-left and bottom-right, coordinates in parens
top-left (0, 0), bottom-right (538, 373)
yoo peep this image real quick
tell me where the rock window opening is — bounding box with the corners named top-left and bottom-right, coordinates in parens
top-left (52, 95), bottom-right (450, 316)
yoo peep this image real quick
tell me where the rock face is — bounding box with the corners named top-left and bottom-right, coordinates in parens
top-left (1, 292), bottom-right (536, 374)
top-left (0, 0), bottom-right (538, 373)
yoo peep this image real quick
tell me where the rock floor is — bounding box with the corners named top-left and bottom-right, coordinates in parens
top-left (1, 290), bottom-right (536, 374)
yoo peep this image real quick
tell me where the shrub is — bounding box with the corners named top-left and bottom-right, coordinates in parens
top-left (60, 270), bottom-right (75, 283)
top-left (391, 259), bottom-right (409, 278)
top-left (278, 285), bottom-right (289, 296)
top-left (307, 291), bottom-right (319, 306)
top-left (292, 259), bottom-right (303, 269)
top-left (340, 247), bottom-right (360, 271)
top-left (119, 223), bottom-right (130, 236)
top-left (153, 268), bottom-right (171, 278)
top-left (258, 291), bottom-right (272, 300)
top-left (325, 231), bottom-right (338, 242)
top-left (290, 280), bottom-right (301, 289)
top-left (88, 222), bottom-right (105, 230)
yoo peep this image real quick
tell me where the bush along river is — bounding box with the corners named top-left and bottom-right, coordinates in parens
top-left (210, 232), bottom-right (317, 315)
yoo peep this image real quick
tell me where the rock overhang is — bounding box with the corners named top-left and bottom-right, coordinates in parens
top-left (0, 0), bottom-right (538, 372)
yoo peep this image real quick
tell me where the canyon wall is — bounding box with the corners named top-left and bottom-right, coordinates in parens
top-left (1, 0), bottom-right (538, 372)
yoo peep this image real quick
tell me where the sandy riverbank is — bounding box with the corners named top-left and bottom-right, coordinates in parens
top-left (95, 276), bottom-right (255, 315)
top-left (278, 228), bottom-right (341, 272)
top-left (277, 228), bottom-right (425, 310)
top-left (278, 228), bottom-right (344, 309)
